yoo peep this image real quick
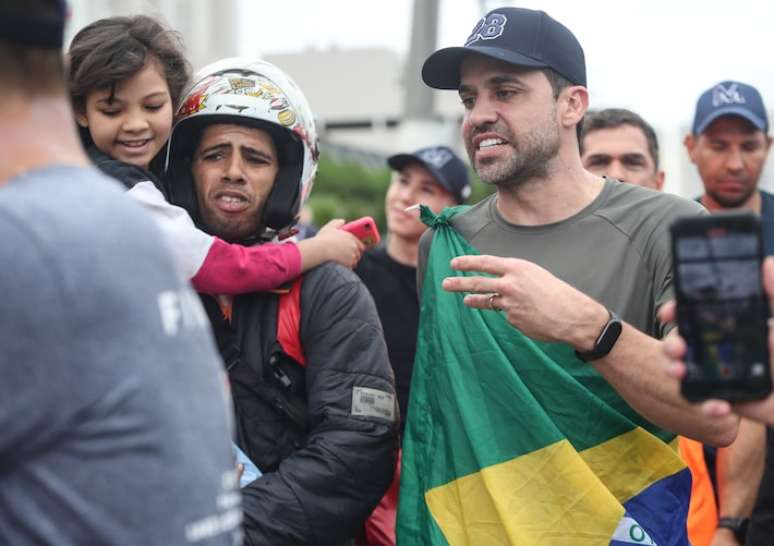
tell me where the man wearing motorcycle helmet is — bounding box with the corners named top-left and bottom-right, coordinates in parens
top-left (164, 58), bottom-right (398, 546)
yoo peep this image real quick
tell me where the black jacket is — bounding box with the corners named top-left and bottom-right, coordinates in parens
top-left (86, 146), bottom-right (166, 193)
top-left (203, 262), bottom-right (398, 546)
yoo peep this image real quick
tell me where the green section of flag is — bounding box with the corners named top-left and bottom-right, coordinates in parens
top-left (397, 206), bottom-right (674, 544)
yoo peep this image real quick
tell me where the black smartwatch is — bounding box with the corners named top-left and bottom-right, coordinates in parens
top-left (575, 309), bottom-right (623, 362)
top-left (717, 517), bottom-right (749, 543)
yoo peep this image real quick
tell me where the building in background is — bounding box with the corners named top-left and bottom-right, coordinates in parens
top-left (265, 48), bottom-right (463, 166)
top-left (65, 0), bottom-right (238, 69)
top-left (63, 0), bottom-right (773, 197)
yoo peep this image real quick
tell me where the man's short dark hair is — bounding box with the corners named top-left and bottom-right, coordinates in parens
top-left (541, 68), bottom-right (584, 143)
top-left (0, 0), bottom-right (66, 95)
top-left (542, 68), bottom-right (572, 100)
top-left (580, 108), bottom-right (660, 169)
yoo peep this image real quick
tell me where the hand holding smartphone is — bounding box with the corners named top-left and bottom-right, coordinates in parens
top-left (671, 212), bottom-right (772, 402)
top-left (340, 216), bottom-right (381, 249)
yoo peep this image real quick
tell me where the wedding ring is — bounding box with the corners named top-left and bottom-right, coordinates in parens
top-left (487, 292), bottom-right (502, 311)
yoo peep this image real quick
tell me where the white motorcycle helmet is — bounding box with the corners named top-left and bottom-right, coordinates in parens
top-left (165, 57), bottom-right (319, 239)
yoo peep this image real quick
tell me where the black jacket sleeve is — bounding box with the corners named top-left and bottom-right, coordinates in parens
top-left (86, 146), bottom-right (165, 192)
top-left (241, 263), bottom-right (399, 546)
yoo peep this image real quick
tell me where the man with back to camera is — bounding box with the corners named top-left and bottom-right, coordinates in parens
top-left (580, 108), bottom-right (665, 190)
top-left (683, 80), bottom-right (774, 546)
top-left (0, 2), bottom-right (242, 545)
top-left (397, 6), bottom-right (739, 545)
top-left (164, 57), bottom-right (398, 546)
top-left (581, 107), bottom-right (720, 546)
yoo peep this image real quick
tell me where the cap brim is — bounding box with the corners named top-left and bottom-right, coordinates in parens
top-left (695, 106), bottom-right (768, 134)
top-left (422, 46), bottom-right (547, 90)
top-left (387, 153), bottom-right (455, 196)
top-left (387, 153), bottom-right (429, 172)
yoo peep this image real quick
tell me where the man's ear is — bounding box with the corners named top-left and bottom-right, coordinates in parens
top-left (559, 85), bottom-right (588, 129)
top-left (683, 134), bottom-right (697, 164)
top-left (655, 170), bottom-right (665, 192)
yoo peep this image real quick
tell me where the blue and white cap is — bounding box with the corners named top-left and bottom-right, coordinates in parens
top-left (387, 146), bottom-right (472, 204)
top-left (692, 80), bottom-right (769, 134)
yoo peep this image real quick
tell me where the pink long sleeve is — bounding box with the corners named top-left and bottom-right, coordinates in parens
top-left (191, 237), bottom-right (302, 295)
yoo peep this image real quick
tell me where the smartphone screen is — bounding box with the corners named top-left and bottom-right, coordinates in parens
top-left (671, 213), bottom-right (772, 401)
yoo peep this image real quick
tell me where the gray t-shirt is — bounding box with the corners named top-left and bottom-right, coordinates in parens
top-left (419, 179), bottom-right (706, 338)
top-left (0, 166), bottom-right (241, 546)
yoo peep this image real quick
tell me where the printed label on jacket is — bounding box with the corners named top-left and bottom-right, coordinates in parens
top-left (352, 387), bottom-right (396, 422)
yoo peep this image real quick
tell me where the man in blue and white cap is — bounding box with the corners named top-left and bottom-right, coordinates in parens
top-left (684, 81), bottom-right (774, 546)
top-left (401, 6), bottom-right (739, 546)
top-left (686, 81), bottom-right (773, 249)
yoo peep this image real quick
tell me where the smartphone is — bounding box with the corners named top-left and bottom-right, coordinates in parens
top-left (340, 216), bottom-right (381, 249)
top-left (671, 213), bottom-right (772, 401)
top-left (233, 442), bottom-right (262, 488)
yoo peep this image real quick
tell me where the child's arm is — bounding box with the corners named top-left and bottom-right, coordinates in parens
top-left (196, 221), bottom-right (364, 294)
top-left (127, 181), bottom-right (300, 294)
top-left (126, 182), bottom-right (363, 295)
top-left (297, 219), bottom-right (365, 272)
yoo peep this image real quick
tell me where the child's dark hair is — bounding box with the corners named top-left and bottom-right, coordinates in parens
top-left (67, 15), bottom-right (190, 123)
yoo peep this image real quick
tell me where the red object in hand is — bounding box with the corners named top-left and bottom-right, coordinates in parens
top-left (340, 217), bottom-right (381, 249)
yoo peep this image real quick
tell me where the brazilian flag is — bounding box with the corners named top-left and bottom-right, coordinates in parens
top-left (397, 207), bottom-right (691, 546)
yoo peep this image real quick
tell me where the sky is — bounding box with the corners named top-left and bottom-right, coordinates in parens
top-left (239, 0), bottom-right (774, 129)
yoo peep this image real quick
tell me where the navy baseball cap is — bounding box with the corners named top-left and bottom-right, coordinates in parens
top-left (692, 81), bottom-right (769, 134)
top-left (422, 7), bottom-right (586, 90)
top-left (0, 0), bottom-right (67, 49)
top-left (387, 146), bottom-right (472, 204)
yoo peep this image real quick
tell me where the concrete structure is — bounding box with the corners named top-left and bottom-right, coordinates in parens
top-left (62, 2), bottom-right (774, 198)
top-left (65, 0), bottom-right (238, 69)
top-left (265, 48), bottom-right (464, 163)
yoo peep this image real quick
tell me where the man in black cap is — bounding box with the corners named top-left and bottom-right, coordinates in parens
top-left (0, 2), bottom-right (241, 545)
top-left (357, 145), bottom-right (470, 433)
top-left (354, 145), bottom-right (469, 545)
top-left (404, 6), bottom-right (739, 545)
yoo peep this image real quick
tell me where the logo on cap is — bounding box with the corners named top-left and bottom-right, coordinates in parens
top-left (712, 83), bottom-right (746, 107)
top-left (418, 147), bottom-right (454, 170)
top-left (464, 13), bottom-right (507, 47)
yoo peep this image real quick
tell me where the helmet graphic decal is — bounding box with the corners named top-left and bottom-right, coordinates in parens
top-left (166, 58), bottom-right (319, 239)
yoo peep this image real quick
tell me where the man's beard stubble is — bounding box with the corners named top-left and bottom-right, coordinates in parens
top-left (707, 185), bottom-right (758, 209)
top-left (466, 115), bottom-right (561, 190)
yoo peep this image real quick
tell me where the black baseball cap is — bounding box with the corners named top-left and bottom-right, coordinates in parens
top-left (422, 7), bottom-right (586, 90)
top-left (0, 0), bottom-right (67, 49)
top-left (387, 146), bottom-right (472, 204)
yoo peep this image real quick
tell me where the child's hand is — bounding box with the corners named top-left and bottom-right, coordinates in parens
top-left (318, 219), bottom-right (366, 268)
top-left (297, 219), bottom-right (365, 271)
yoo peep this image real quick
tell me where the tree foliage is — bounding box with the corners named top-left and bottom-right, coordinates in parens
top-left (307, 156), bottom-right (494, 235)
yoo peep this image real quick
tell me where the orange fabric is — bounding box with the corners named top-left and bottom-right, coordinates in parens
top-left (216, 295), bottom-right (233, 322)
top-left (277, 277), bottom-right (306, 367)
top-left (679, 436), bottom-right (718, 546)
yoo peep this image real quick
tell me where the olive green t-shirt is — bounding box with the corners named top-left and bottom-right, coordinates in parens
top-left (418, 178), bottom-right (707, 339)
